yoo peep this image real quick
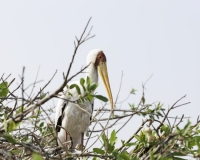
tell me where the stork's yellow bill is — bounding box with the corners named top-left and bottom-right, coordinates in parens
top-left (94, 51), bottom-right (114, 109)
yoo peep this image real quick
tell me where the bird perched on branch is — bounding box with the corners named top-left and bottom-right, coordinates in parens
top-left (55, 49), bottom-right (114, 150)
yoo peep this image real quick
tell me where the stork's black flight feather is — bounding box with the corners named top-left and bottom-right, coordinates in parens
top-left (56, 102), bottom-right (67, 132)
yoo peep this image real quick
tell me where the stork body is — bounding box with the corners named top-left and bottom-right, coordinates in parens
top-left (55, 86), bottom-right (93, 148)
top-left (55, 49), bottom-right (113, 149)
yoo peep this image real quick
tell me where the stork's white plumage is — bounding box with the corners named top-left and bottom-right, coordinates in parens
top-left (55, 49), bottom-right (113, 149)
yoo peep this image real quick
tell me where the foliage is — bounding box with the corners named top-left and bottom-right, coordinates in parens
top-left (0, 73), bottom-right (199, 160)
top-left (68, 77), bottom-right (108, 104)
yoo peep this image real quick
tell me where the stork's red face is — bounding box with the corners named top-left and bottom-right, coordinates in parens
top-left (94, 51), bottom-right (107, 67)
top-left (95, 51), bottom-right (114, 109)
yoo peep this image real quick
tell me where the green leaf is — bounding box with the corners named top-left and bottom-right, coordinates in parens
top-left (32, 152), bottom-right (44, 160)
top-left (101, 133), bottom-right (108, 150)
top-left (39, 122), bottom-right (44, 127)
top-left (110, 130), bottom-right (117, 146)
top-left (195, 136), bottom-right (200, 148)
top-left (85, 130), bottom-right (89, 137)
top-left (70, 84), bottom-right (81, 95)
top-left (108, 144), bottom-right (115, 153)
top-left (49, 126), bottom-right (53, 133)
top-left (0, 82), bottom-right (9, 98)
top-left (161, 124), bottom-right (170, 136)
top-left (87, 84), bottom-right (90, 93)
top-left (150, 150), bottom-right (155, 160)
top-left (4, 117), bottom-right (20, 133)
top-left (40, 93), bottom-right (46, 99)
top-left (16, 106), bottom-right (23, 114)
top-left (183, 120), bottom-right (191, 135)
top-left (139, 131), bottom-right (146, 142)
top-left (141, 96), bottom-right (145, 104)
top-left (10, 150), bottom-right (20, 154)
top-left (7, 120), bottom-right (16, 133)
top-left (93, 148), bottom-right (105, 155)
top-left (129, 103), bottom-right (135, 110)
top-left (176, 126), bottom-right (181, 134)
top-left (125, 142), bottom-right (136, 146)
top-left (89, 83), bottom-right (98, 92)
top-left (86, 76), bottom-right (91, 85)
top-left (112, 149), bottom-right (119, 158)
top-left (80, 97), bottom-right (86, 103)
top-left (101, 133), bottom-right (107, 144)
top-left (80, 78), bottom-right (86, 92)
top-left (119, 151), bottom-right (130, 160)
top-left (3, 134), bottom-right (17, 143)
top-left (87, 94), bottom-right (94, 102)
top-left (30, 115), bottom-right (39, 119)
top-left (134, 135), bottom-right (140, 142)
top-left (80, 78), bottom-right (85, 86)
top-left (130, 88), bottom-right (136, 94)
top-left (156, 111), bottom-right (163, 117)
top-left (86, 76), bottom-right (91, 91)
top-left (93, 95), bottom-right (108, 102)
top-left (121, 140), bottom-right (125, 145)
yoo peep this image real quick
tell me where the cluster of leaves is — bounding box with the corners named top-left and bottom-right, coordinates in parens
top-left (67, 76), bottom-right (108, 103)
top-left (92, 130), bottom-right (132, 160)
top-left (91, 121), bottom-right (200, 160)
top-left (0, 79), bottom-right (56, 160)
top-left (0, 82), bottom-right (9, 121)
top-left (0, 82), bottom-right (9, 99)
top-left (129, 101), bottom-right (165, 120)
top-left (0, 82), bottom-right (21, 135)
top-left (87, 88), bottom-right (200, 160)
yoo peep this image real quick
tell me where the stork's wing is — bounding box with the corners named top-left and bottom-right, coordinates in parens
top-left (55, 94), bottom-right (68, 133)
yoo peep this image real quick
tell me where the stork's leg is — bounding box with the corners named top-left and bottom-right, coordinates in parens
top-left (65, 132), bottom-right (68, 140)
top-left (65, 132), bottom-right (69, 149)
top-left (81, 132), bottom-right (84, 151)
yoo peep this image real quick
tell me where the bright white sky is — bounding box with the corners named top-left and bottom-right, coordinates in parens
top-left (0, 0), bottom-right (200, 156)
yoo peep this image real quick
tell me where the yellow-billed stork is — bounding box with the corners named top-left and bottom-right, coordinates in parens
top-left (55, 49), bottom-right (114, 149)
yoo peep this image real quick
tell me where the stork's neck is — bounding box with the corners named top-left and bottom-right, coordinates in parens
top-left (85, 63), bottom-right (98, 84)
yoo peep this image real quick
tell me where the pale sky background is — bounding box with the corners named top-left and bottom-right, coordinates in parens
top-left (0, 0), bottom-right (200, 157)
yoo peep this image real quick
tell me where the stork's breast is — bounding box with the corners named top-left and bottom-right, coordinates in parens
top-left (63, 102), bottom-right (92, 138)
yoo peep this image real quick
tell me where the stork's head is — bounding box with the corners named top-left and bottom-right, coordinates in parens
top-left (87, 49), bottom-right (114, 109)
